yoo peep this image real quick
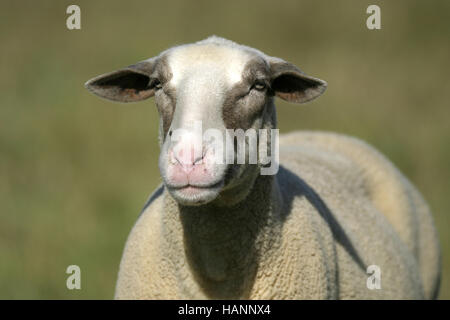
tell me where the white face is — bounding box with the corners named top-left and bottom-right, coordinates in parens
top-left (169, 44), bottom-right (252, 88)
top-left (159, 44), bottom-right (262, 206)
top-left (85, 36), bottom-right (327, 207)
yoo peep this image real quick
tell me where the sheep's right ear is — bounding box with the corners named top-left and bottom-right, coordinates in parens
top-left (85, 59), bottom-right (157, 103)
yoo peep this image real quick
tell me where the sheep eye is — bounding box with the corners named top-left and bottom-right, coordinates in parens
top-left (252, 80), bottom-right (267, 91)
top-left (151, 79), bottom-right (163, 90)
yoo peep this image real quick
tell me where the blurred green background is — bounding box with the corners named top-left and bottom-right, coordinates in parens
top-left (0, 0), bottom-right (449, 299)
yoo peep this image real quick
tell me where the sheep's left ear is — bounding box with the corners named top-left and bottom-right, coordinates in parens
top-left (85, 58), bottom-right (157, 103)
top-left (268, 57), bottom-right (327, 104)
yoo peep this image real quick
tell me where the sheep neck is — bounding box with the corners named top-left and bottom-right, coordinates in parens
top-left (163, 173), bottom-right (283, 299)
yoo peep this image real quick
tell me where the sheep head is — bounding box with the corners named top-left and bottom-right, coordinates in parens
top-left (85, 36), bottom-right (327, 206)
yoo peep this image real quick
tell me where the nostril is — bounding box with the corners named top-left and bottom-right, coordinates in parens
top-left (169, 150), bottom-right (178, 165)
top-left (193, 154), bottom-right (204, 165)
top-left (168, 130), bottom-right (173, 137)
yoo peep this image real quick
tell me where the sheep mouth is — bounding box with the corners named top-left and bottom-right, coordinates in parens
top-left (167, 180), bottom-right (224, 191)
top-left (166, 180), bottom-right (225, 205)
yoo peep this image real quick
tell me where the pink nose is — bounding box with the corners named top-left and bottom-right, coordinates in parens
top-left (167, 144), bottom-right (215, 187)
top-left (170, 146), bottom-right (204, 174)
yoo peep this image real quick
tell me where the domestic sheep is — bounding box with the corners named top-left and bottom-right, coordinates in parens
top-left (85, 36), bottom-right (441, 299)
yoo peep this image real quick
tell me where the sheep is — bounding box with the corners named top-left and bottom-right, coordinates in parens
top-left (85, 36), bottom-right (441, 299)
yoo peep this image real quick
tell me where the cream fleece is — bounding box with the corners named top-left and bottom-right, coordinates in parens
top-left (114, 131), bottom-right (440, 299)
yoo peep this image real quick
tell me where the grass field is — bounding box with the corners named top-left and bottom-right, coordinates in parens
top-left (0, 0), bottom-right (449, 299)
